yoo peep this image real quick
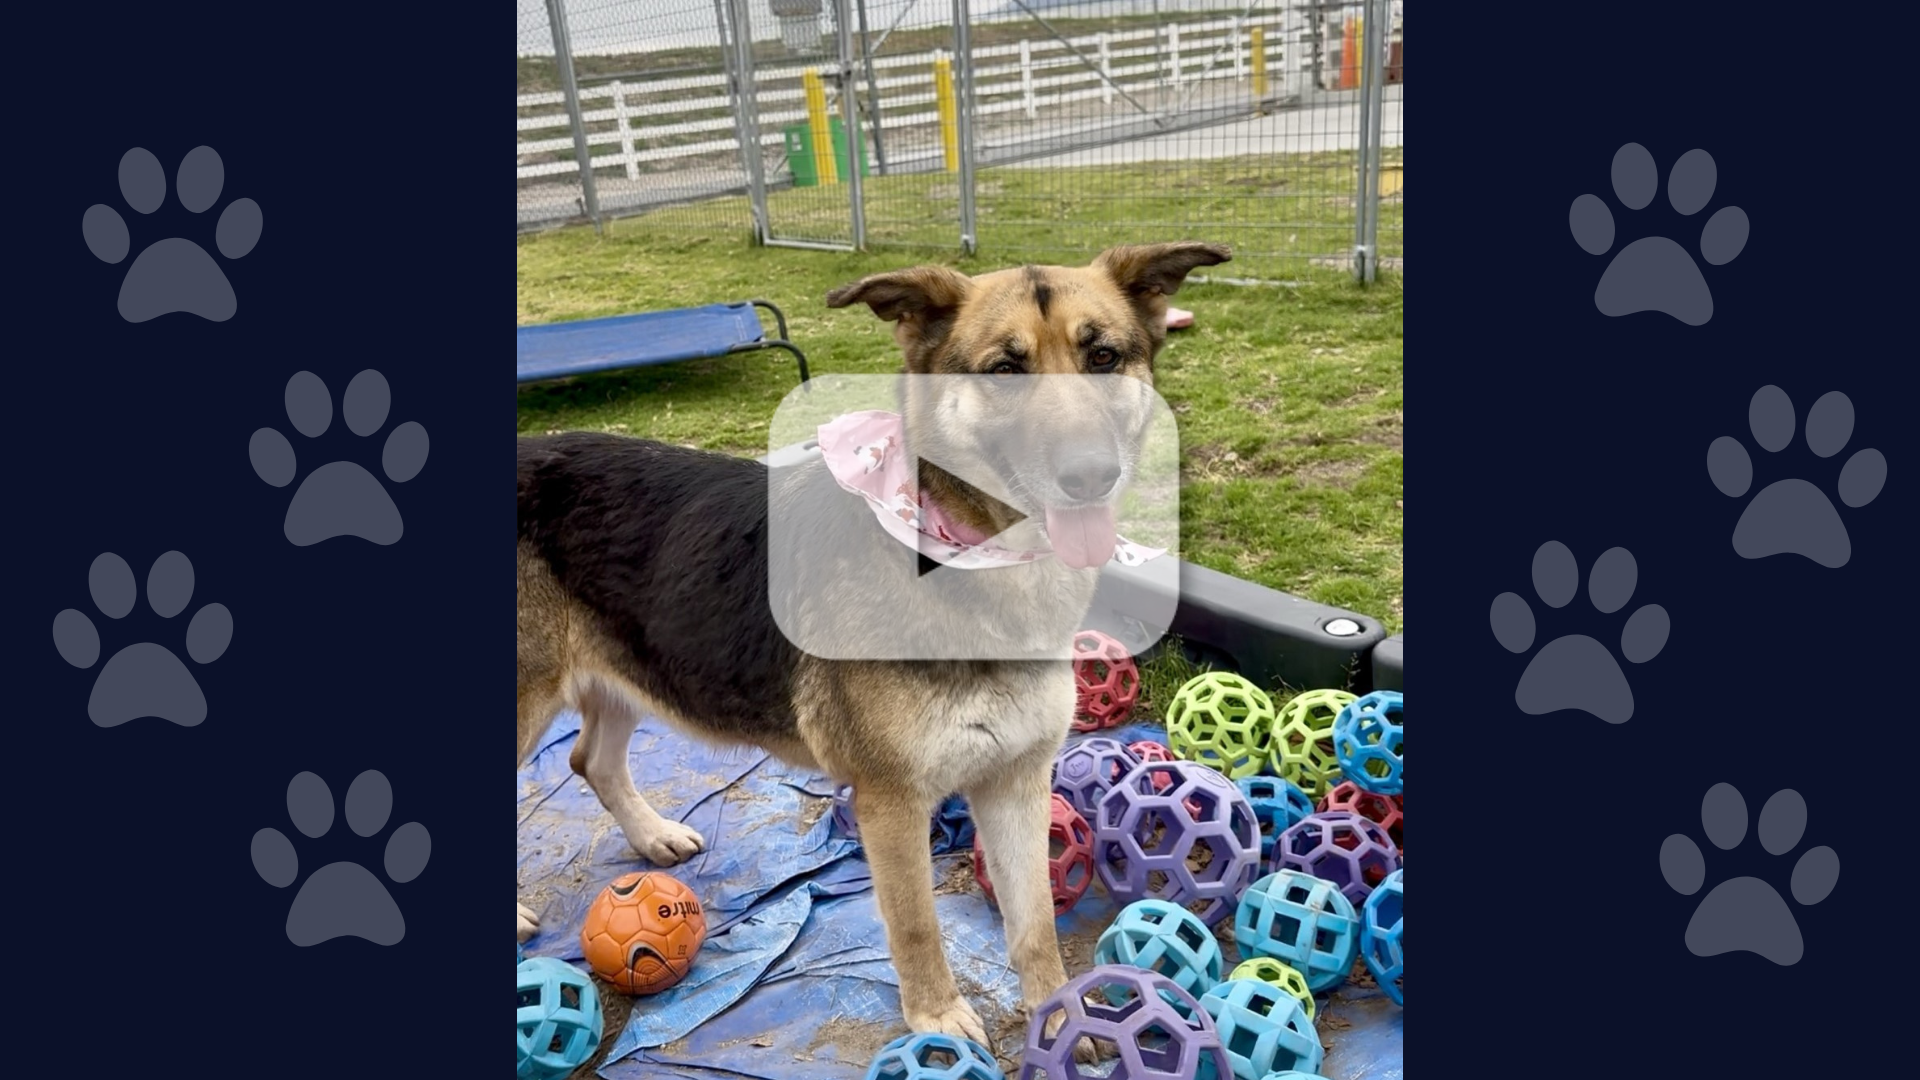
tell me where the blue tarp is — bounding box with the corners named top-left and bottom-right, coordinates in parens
top-left (517, 714), bottom-right (1404, 1079)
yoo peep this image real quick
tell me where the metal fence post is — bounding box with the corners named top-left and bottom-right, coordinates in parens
top-left (545, 0), bottom-right (601, 233)
top-left (854, 0), bottom-right (888, 175)
top-left (953, 0), bottom-right (978, 255)
top-left (835, 0), bottom-right (867, 249)
top-left (726, 0), bottom-right (770, 242)
top-left (1352, 0), bottom-right (1388, 282)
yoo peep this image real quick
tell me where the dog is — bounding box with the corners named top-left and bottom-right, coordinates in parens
top-left (516, 241), bottom-right (1229, 1045)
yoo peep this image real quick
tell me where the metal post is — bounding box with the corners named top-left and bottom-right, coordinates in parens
top-left (1353, 0), bottom-right (1388, 282)
top-left (835, 0), bottom-right (867, 249)
top-left (952, 0), bottom-right (978, 255)
top-left (728, 0), bottom-right (770, 241)
top-left (1363, 0), bottom-right (1389, 278)
top-left (545, 0), bottom-right (601, 232)
top-left (854, 0), bottom-right (888, 174)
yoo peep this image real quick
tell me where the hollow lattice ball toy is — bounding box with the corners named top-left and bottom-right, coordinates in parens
top-left (1095, 759), bottom-right (1262, 926)
top-left (1164, 673), bottom-right (1277, 779)
top-left (1071, 629), bottom-right (1141, 732)
top-left (1201, 978), bottom-right (1324, 1080)
top-left (1228, 956), bottom-right (1316, 1022)
top-left (1318, 779), bottom-right (1403, 851)
top-left (972, 793), bottom-right (1094, 915)
top-left (1237, 776), bottom-right (1315, 860)
top-left (516, 956), bottom-right (603, 1080)
top-left (1235, 870), bottom-right (1360, 993)
top-left (1018, 965), bottom-right (1230, 1080)
top-left (1275, 811), bottom-right (1401, 905)
top-left (1095, 899), bottom-right (1225, 1005)
top-left (581, 871), bottom-right (708, 994)
top-left (1363, 867), bottom-right (1404, 1005)
top-left (1128, 740), bottom-right (1178, 793)
top-left (1053, 737), bottom-right (1143, 820)
top-left (1332, 690), bottom-right (1403, 795)
top-left (865, 1032), bottom-right (1004, 1080)
top-left (1268, 689), bottom-right (1357, 799)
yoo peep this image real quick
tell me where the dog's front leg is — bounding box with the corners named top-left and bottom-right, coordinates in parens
top-left (858, 784), bottom-right (988, 1045)
top-left (968, 751), bottom-right (1071, 1015)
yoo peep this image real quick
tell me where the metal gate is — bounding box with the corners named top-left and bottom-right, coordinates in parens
top-left (732, 0), bottom-right (865, 249)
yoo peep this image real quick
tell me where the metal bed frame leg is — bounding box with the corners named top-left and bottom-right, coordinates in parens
top-left (741, 299), bottom-right (811, 384)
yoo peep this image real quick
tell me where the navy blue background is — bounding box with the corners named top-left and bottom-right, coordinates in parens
top-left (1423, 8), bottom-right (1913, 1075)
top-left (11, 6), bottom-right (497, 1075)
top-left (9, 3), bottom-right (1915, 1078)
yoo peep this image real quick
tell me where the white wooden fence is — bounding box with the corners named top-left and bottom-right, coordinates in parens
top-left (516, 14), bottom-right (1322, 183)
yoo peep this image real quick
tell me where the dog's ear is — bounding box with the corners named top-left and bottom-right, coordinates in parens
top-left (825, 265), bottom-right (972, 324)
top-left (826, 265), bottom-right (974, 363)
top-left (1095, 242), bottom-right (1231, 319)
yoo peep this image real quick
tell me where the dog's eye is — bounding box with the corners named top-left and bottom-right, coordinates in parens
top-left (1089, 348), bottom-right (1120, 373)
top-left (989, 361), bottom-right (1022, 377)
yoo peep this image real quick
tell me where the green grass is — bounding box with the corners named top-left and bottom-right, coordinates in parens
top-left (517, 169), bottom-right (1402, 636)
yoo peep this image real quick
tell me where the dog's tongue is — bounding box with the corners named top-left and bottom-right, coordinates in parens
top-left (1045, 504), bottom-right (1119, 569)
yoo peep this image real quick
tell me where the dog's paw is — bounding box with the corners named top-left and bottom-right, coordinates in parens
top-left (517, 902), bottom-right (540, 942)
top-left (1040, 999), bottom-right (1103, 1064)
top-left (907, 997), bottom-right (989, 1047)
top-left (631, 818), bottom-right (705, 866)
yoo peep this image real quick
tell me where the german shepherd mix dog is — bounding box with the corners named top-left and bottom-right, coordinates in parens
top-left (516, 242), bottom-right (1228, 1045)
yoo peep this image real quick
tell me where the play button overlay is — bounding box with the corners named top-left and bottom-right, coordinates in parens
top-left (765, 374), bottom-right (1180, 661)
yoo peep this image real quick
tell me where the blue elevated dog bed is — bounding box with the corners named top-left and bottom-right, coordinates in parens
top-left (516, 300), bottom-right (810, 385)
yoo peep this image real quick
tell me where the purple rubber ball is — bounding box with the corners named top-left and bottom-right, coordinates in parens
top-left (1053, 737), bottom-right (1143, 821)
top-left (1094, 759), bottom-right (1261, 927)
top-left (1274, 810), bottom-right (1402, 905)
top-left (1018, 964), bottom-right (1231, 1080)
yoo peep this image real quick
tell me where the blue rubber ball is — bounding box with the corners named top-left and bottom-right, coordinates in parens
top-left (865, 1031), bottom-right (1003, 1080)
top-left (517, 956), bottom-right (602, 1079)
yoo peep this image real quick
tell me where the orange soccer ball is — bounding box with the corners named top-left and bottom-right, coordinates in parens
top-left (580, 872), bottom-right (707, 995)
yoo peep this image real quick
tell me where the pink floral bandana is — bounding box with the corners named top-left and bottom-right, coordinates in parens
top-left (816, 410), bottom-right (1165, 570)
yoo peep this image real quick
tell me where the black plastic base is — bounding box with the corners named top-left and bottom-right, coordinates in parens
top-left (1371, 633), bottom-right (1403, 691)
top-left (1084, 559), bottom-right (1384, 694)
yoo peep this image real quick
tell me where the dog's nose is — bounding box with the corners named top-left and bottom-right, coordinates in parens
top-left (1054, 451), bottom-right (1121, 500)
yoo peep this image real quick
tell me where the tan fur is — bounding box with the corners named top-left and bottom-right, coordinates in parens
top-left (520, 243), bottom-right (1228, 1047)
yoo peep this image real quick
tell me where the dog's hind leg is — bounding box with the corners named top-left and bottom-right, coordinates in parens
top-left (571, 681), bottom-right (706, 867)
top-left (857, 783), bottom-right (989, 1045)
top-left (967, 747), bottom-right (1071, 1014)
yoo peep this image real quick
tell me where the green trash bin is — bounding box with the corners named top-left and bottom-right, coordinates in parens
top-left (782, 116), bottom-right (869, 187)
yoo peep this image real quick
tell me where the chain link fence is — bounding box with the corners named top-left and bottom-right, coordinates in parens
top-left (517, 0), bottom-right (1403, 279)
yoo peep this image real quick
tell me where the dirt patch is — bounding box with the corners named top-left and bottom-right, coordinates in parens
top-left (935, 853), bottom-right (978, 897)
top-left (1292, 457), bottom-right (1371, 489)
top-left (567, 979), bottom-right (635, 1079)
top-left (797, 794), bottom-right (830, 834)
top-left (805, 1016), bottom-right (901, 1066)
top-left (1349, 954), bottom-right (1377, 989)
top-left (956, 974), bottom-right (1030, 1073)
top-left (1059, 924), bottom-right (1104, 977)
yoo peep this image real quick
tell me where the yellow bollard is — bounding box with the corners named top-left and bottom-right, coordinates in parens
top-left (803, 69), bottom-right (837, 186)
top-left (1250, 26), bottom-right (1267, 101)
top-left (934, 56), bottom-right (959, 174)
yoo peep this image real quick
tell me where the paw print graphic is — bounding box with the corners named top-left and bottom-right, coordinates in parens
top-left (252, 770), bottom-right (431, 946)
top-left (250, 370), bottom-right (430, 546)
top-left (1490, 541), bottom-right (1670, 724)
top-left (1569, 143), bottom-right (1748, 325)
top-left (52, 551), bottom-right (233, 727)
top-left (82, 146), bottom-right (263, 323)
top-left (1660, 783), bottom-right (1839, 966)
top-left (1707, 385), bottom-right (1888, 568)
